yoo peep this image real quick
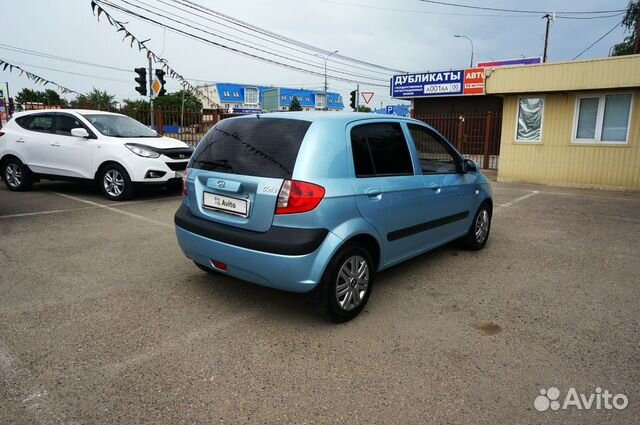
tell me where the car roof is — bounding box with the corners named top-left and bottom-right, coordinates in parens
top-left (230, 111), bottom-right (423, 125)
top-left (13, 109), bottom-right (124, 117)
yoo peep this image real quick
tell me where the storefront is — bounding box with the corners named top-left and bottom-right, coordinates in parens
top-left (486, 55), bottom-right (640, 190)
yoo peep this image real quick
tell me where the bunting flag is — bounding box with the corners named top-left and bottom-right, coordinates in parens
top-left (91, 0), bottom-right (221, 108)
top-left (0, 59), bottom-right (81, 95)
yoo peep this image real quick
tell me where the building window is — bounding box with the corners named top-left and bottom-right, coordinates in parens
top-left (516, 97), bottom-right (544, 142)
top-left (573, 93), bottom-right (632, 144)
top-left (316, 93), bottom-right (327, 109)
top-left (244, 87), bottom-right (258, 105)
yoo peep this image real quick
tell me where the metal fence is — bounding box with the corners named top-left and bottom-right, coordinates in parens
top-left (414, 112), bottom-right (502, 169)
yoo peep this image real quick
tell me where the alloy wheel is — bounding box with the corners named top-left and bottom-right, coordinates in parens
top-left (103, 169), bottom-right (125, 198)
top-left (475, 208), bottom-right (490, 244)
top-left (5, 163), bottom-right (22, 188)
top-left (335, 255), bottom-right (369, 311)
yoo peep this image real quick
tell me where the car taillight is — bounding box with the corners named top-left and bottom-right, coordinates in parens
top-left (275, 180), bottom-right (325, 214)
top-left (182, 168), bottom-right (190, 196)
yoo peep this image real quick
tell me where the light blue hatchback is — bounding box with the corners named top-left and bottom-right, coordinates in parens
top-left (175, 112), bottom-right (492, 322)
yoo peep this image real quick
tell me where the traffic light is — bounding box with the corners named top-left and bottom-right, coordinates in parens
top-left (155, 69), bottom-right (167, 96)
top-left (134, 67), bottom-right (147, 96)
top-left (349, 90), bottom-right (357, 110)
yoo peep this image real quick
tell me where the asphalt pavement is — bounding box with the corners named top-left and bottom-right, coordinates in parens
top-left (0, 178), bottom-right (638, 424)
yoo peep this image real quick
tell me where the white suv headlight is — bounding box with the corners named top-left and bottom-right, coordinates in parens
top-left (125, 143), bottom-right (160, 158)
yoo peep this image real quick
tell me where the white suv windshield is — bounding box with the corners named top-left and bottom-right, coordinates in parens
top-left (82, 114), bottom-right (159, 138)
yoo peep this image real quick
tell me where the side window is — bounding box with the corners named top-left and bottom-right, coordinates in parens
top-left (15, 116), bottom-right (33, 129)
top-left (407, 124), bottom-right (458, 174)
top-left (56, 114), bottom-right (84, 136)
top-left (350, 122), bottom-right (414, 178)
top-left (26, 115), bottom-right (55, 133)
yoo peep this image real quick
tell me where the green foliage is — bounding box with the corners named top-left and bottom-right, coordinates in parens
top-left (121, 98), bottom-right (151, 124)
top-left (289, 96), bottom-right (303, 111)
top-left (154, 90), bottom-right (202, 110)
top-left (15, 88), bottom-right (68, 107)
top-left (356, 105), bottom-right (372, 112)
top-left (612, 1), bottom-right (639, 56)
top-left (70, 88), bottom-right (116, 110)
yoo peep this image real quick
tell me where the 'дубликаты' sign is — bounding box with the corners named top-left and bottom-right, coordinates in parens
top-left (391, 68), bottom-right (484, 98)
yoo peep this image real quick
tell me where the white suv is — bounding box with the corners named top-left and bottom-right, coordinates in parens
top-left (0, 109), bottom-right (193, 200)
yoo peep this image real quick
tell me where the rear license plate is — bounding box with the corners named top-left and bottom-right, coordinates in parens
top-left (175, 170), bottom-right (185, 178)
top-left (203, 192), bottom-right (249, 217)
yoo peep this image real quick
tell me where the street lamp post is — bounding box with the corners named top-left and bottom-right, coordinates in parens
top-left (324, 50), bottom-right (338, 110)
top-left (454, 35), bottom-right (474, 68)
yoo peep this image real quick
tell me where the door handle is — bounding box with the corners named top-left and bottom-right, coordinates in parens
top-left (429, 183), bottom-right (441, 193)
top-left (16, 138), bottom-right (25, 143)
top-left (50, 143), bottom-right (61, 147)
top-left (365, 188), bottom-right (382, 200)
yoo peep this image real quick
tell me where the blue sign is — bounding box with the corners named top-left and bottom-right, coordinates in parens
top-left (391, 70), bottom-right (463, 98)
top-left (477, 57), bottom-right (542, 68)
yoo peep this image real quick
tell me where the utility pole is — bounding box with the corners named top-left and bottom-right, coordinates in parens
top-left (542, 13), bottom-right (555, 63)
top-left (356, 84), bottom-right (359, 111)
top-left (148, 56), bottom-right (154, 127)
top-left (323, 50), bottom-right (338, 111)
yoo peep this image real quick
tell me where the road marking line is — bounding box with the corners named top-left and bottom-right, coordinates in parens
top-left (50, 192), bottom-right (174, 229)
top-left (0, 196), bottom-right (179, 220)
top-left (0, 206), bottom-right (97, 219)
top-left (499, 190), bottom-right (539, 207)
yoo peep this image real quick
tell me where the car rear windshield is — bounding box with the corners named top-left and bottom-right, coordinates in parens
top-left (190, 117), bottom-right (311, 179)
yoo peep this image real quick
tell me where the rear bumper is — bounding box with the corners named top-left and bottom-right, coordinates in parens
top-left (174, 204), bottom-right (341, 293)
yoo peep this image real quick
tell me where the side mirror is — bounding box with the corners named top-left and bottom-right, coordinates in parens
top-left (463, 159), bottom-right (478, 173)
top-left (70, 128), bottom-right (90, 138)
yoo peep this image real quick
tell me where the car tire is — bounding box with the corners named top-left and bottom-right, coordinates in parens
top-left (461, 201), bottom-right (492, 251)
top-left (98, 163), bottom-right (134, 201)
top-left (193, 260), bottom-right (218, 275)
top-left (313, 242), bottom-right (374, 323)
top-left (2, 157), bottom-right (33, 191)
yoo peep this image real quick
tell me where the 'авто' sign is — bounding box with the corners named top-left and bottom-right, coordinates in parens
top-left (391, 68), bottom-right (485, 98)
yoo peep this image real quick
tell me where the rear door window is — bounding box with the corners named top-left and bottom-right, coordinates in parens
top-left (350, 122), bottom-right (414, 177)
top-left (26, 114), bottom-right (55, 133)
top-left (190, 117), bottom-right (311, 179)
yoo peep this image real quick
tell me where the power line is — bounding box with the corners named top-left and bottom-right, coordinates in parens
top-left (0, 43), bottom-right (132, 73)
top-left (572, 20), bottom-right (623, 60)
top-left (152, 0), bottom-right (393, 77)
top-left (2, 58), bottom-right (132, 83)
top-left (108, 0), bottom-right (389, 82)
top-left (415, 0), bottom-right (626, 15)
top-left (172, 0), bottom-right (405, 73)
top-left (95, 0), bottom-right (390, 87)
top-left (314, 0), bottom-right (535, 17)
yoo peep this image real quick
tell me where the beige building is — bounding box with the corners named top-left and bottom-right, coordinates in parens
top-left (486, 55), bottom-right (640, 191)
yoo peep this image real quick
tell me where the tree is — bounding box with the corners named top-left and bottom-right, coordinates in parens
top-left (71, 88), bottom-right (116, 110)
top-left (15, 88), bottom-right (67, 107)
top-left (612, 1), bottom-right (639, 56)
top-left (289, 96), bottom-right (303, 111)
top-left (356, 105), bottom-right (372, 112)
top-left (154, 90), bottom-right (203, 110)
top-left (121, 98), bottom-right (151, 124)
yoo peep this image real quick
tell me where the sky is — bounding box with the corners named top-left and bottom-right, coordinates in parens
top-left (0, 0), bottom-right (632, 109)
